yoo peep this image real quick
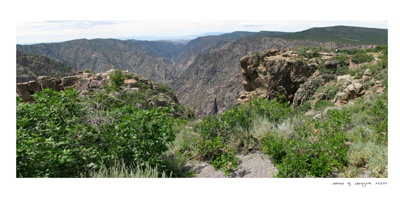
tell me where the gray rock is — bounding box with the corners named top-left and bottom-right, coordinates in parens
top-left (375, 80), bottom-right (383, 87)
top-left (27, 81), bottom-right (41, 93)
top-left (353, 83), bottom-right (363, 94)
top-left (318, 93), bottom-right (327, 100)
top-left (76, 78), bottom-right (92, 92)
top-left (363, 75), bottom-right (373, 83)
top-left (89, 80), bottom-right (104, 88)
top-left (364, 69), bottom-right (372, 76)
top-left (62, 76), bottom-right (81, 87)
top-left (337, 75), bottom-right (352, 91)
top-left (324, 59), bottom-right (340, 70)
top-left (38, 76), bottom-right (58, 91)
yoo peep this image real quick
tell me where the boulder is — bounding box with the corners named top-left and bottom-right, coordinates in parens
top-left (76, 78), bottom-right (92, 92)
top-left (364, 69), bottom-right (372, 76)
top-left (344, 84), bottom-right (357, 100)
top-left (124, 79), bottom-right (139, 88)
top-left (375, 80), bottom-right (383, 87)
top-left (38, 76), bottom-right (58, 91)
top-left (324, 59), bottom-right (340, 70)
top-left (27, 81), bottom-right (41, 93)
top-left (363, 75), bottom-right (373, 83)
top-left (16, 83), bottom-right (33, 101)
top-left (62, 76), bottom-right (81, 87)
top-left (292, 78), bottom-right (315, 108)
top-left (318, 93), bottom-right (327, 100)
top-left (89, 80), bottom-right (104, 89)
top-left (337, 75), bottom-right (352, 91)
top-left (353, 83), bottom-right (363, 94)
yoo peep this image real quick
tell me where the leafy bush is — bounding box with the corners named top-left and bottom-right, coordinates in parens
top-left (192, 115), bottom-right (239, 175)
top-left (156, 82), bottom-right (173, 93)
top-left (313, 100), bottom-right (334, 111)
top-left (84, 69), bottom-right (91, 73)
top-left (329, 53), bottom-right (348, 66)
top-left (17, 89), bottom-right (177, 177)
top-left (248, 95), bottom-right (292, 124)
top-left (108, 68), bottom-right (125, 91)
top-left (351, 53), bottom-right (374, 64)
top-left (262, 109), bottom-right (351, 177)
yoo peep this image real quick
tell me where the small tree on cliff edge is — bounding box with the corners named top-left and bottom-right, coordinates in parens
top-left (109, 68), bottom-right (125, 91)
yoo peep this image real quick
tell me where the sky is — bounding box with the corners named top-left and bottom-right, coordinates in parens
top-left (16, 20), bottom-right (388, 45)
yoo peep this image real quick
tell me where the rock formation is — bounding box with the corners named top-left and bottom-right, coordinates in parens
top-left (16, 69), bottom-right (192, 119)
top-left (237, 49), bottom-right (316, 105)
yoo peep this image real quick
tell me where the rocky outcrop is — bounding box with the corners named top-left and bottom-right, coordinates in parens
top-left (363, 69), bottom-right (374, 83)
top-left (333, 75), bottom-right (364, 106)
top-left (16, 70), bottom-right (193, 119)
top-left (238, 49), bottom-right (316, 105)
top-left (17, 71), bottom-right (107, 102)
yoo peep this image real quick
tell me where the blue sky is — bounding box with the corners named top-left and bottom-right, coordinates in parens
top-left (16, 20), bottom-right (388, 45)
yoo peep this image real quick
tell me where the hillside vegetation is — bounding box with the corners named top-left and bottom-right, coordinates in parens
top-left (272, 26), bottom-right (388, 45)
top-left (16, 50), bottom-right (75, 83)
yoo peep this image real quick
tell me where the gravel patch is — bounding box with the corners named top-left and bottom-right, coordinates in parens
top-left (183, 151), bottom-right (279, 178)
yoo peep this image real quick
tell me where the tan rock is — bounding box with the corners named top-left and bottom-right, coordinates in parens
top-left (16, 83), bottom-right (33, 101)
top-left (124, 79), bottom-right (139, 88)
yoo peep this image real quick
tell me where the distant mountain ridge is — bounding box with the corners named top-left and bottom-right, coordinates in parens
top-left (16, 50), bottom-right (76, 83)
top-left (17, 39), bottom-right (182, 83)
top-left (271, 26), bottom-right (388, 45)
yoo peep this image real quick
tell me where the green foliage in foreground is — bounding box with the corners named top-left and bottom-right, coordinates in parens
top-left (262, 110), bottom-right (351, 177)
top-left (17, 88), bottom-right (176, 177)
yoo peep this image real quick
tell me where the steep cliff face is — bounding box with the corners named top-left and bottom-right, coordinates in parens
top-left (237, 49), bottom-right (315, 105)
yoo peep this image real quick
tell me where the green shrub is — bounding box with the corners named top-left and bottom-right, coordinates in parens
top-left (156, 83), bottom-right (172, 93)
top-left (108, 68), bottom-right (125, 91)
top-left (248, 95), bottom-right (292, 124)
top-left (17, 89), bottom-right (176, 177)
top-left (351, 53), bottom-right (374, 64)
top-left (84, 69), bottom-right (91, 73)
top-left (330, 53), bottom-right (348, 66)
top-left (313, 100), bottom-right (334, 111)
top-left (311, 79), bottom-right (321, 91)
top-left (262, 109), bottom-right (351, 177)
